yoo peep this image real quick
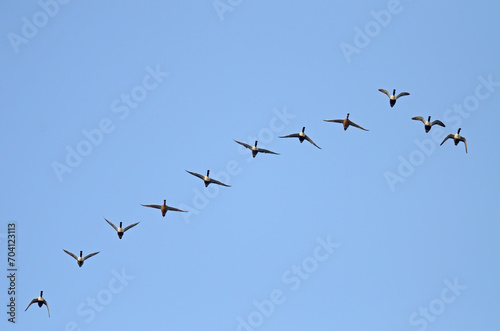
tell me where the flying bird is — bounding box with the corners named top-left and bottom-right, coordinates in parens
top-left (323, 113), bottom-right (369, 131)
top-left (186, 170), bottom-right (231, 187)
top-left (104, 218), bottom-right (140, 239)
top-left (279, 127), bottom-right (321, 149)
top-left (378, 88), bottom-right (410, 107)
top-left (141, 200), bottom-right (187, 217)
top-left (234, 140), bottom-right (279, 158)
top-left (412, 116), bottom-right (445, 133)
top-left (440, 128), bottom-right (468, 153)
top-left (63, 250), bottom-right (100, 267)
top-left (25, 291), bottom-right (50, 318)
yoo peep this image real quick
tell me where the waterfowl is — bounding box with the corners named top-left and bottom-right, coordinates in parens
top-left (234, 140), bottom-right (279, 158)
top-left (186, 170), bottom-right (231, 187)
top-left (63, 250), bottom-right (100, 267)
top-left (440, 128), bottom-right (468, 153)
top-left (378, 89), bottom-right (410, 107)
top-left (323, 113), bottom-right (369, 131)
top-left (141, 200), bottom-right (187, 216)
top-left (412, 116), bottom-right (445, 133)
top-left (279, 127), bottom-right (321, 149)
top-left (104, 218), bottom-right (140, 239)
top-left (25, 291), bottom-right (50, 318)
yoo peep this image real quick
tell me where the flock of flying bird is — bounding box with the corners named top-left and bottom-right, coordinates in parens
top-left (380, 88), bottom-right (468, 152)
top-left (24, 87), bottom-right (469, 319)
top-left (234, 88), bottom-right (468, 153)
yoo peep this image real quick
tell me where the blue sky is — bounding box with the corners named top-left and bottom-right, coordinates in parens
top-left (1, 1), bottom-right (500, 330)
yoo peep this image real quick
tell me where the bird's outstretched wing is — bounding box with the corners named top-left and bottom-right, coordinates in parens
top-left (141, 204), bottom-right (161, 209)
top-left (83, 251), bottom-right (100, 261)
top-left (257, 148), bottom-right (279, 155)
top-left (460, 137), bottom-right (468, 153)
top-left (185, 170), bottom-right (204, 180)
top-left (323, 119), bottom-right (344, 124)
top-left (411, 116), bottom-right (425, 124)
top-left (349, 121), bottom-right (369, 131)
top-left (123, 222), bottom-right (140, 232)
top-left (440, 134), bottom-right (454, 145)
top-left (210, 178), bottom-right (231, 187)
top-left (25, 298), bottom-right (37, 311)
top-left (279, 133), bottom-right (300, 138)
top-left (63, 249), bottom-right (78, 260)
top-left (234, 140), bottom-right (252, 149)
top-left (104, 218), bottom-right (118, 231)
top-left (431, 120), bottom-right (445, 127)
top-left (304, 135), bottom-right (321, 149)
top-left (396, 92), bottom-right (410, 99)
top-left (378, 89), bottom-right (391, 97)
top-left (43, 300), bottom-right (50, 318)
top-left (165, 206), bottom-right (188, 212)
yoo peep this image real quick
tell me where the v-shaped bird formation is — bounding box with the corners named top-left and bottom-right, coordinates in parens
top-left (25, 86), bottom-right (469, 318)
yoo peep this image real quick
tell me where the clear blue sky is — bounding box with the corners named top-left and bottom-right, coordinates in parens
top-left (1, 1), bottom-right (500, 330)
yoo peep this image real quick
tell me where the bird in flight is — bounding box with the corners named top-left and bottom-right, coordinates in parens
top-left (63, 250), bottom-right (100, 267)
top-left (412, 116), bottom-right (445, 133)
top-left (104, 218), bottom-right (140, 239)
top-left (141, 200), bottom-right (187, 217)
top-left (378, 88), bottom-right (410, 107)
top-left (440, 128), bottom-right (468, 153)
top-left (25, 291), bottom-right (50, 318)
top-left (279, 127), bottom-right (321, 149)
top-left (234, 140), bottom-right (279, 158)
top-left (186, 170), bottom-right (231, 187)
top-left (323, 113), bottom-right (369, 131)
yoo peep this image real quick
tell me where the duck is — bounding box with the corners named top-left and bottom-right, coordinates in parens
top-left (104, 218), bottom-right (140, 239)
top-left (186, 170), bottom-right (231, 187)
top-left (234, 140), bottom-right (279, 158)
top-left (378, 89), bottom-right (410, 107)
top-left (412, 116), bottom-right (445, 133)
top-left (279, 127), bottom-right (321, 149)
top-left (323, 113), bottom-right (369, 131)
top-left (63, 250), bottom-right (100, 267)
top-left (25, 291), bottom-right (50, 317)
top-left (440, 128), bottom-right (468, 153)
top-left (141, 200), bottom-right (187, 216)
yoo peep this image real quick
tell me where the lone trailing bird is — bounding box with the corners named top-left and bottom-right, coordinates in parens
top-left (104, 218), bottom-right (140, 239)
top-left (378, 88), bottom-right (410, 107)
top-left (234, 140), bottom-right (279, 158)
top-left (440, 128), bottom-right (468, 153)
top-left (25, 291), bottom-right (50, 318)
top-left (63, 250), bottom-right (100, 267)
top-left (323, 113), bottom-right (369, 131)
top-left (186, 170), bottom-right (231, 187)
top-left (279, 127), bottom-right (321, 149)
top-left (412, 116), bottom-right (445, 133)
top-left (141, 200), bottom-right (187, 216)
